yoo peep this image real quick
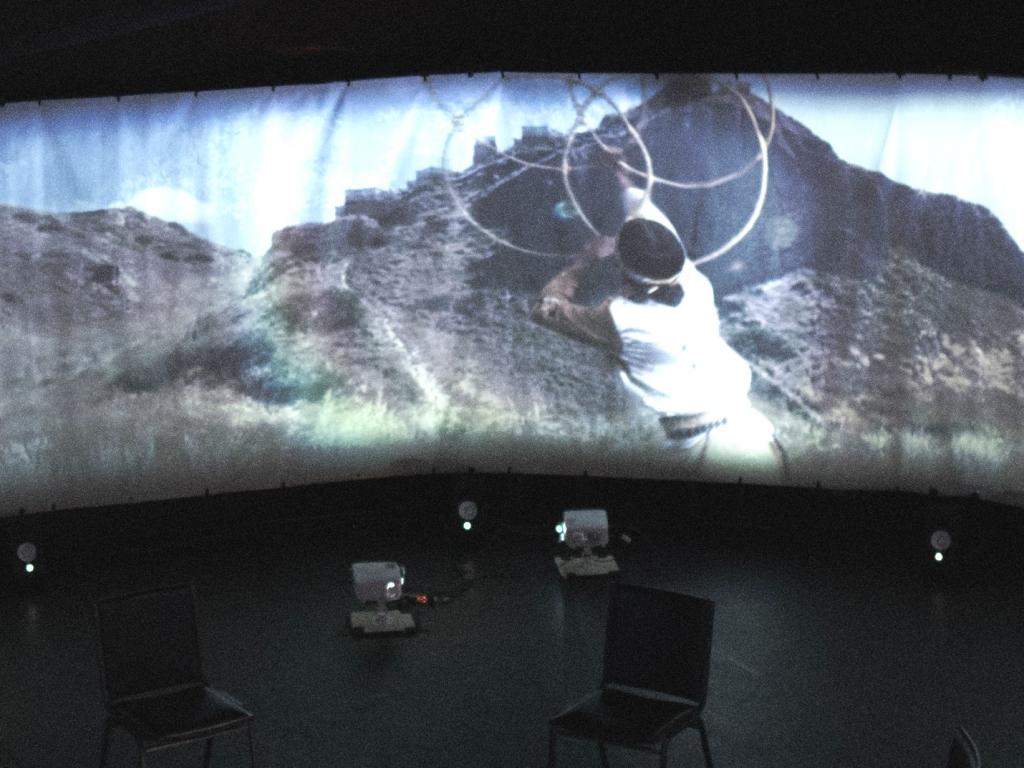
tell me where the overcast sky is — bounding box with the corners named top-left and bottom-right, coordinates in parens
top-left (0, 73), bottom-right (1021, 258)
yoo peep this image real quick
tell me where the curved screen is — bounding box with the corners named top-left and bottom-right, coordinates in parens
top-left (1, 73), bottom-right (1022, 512)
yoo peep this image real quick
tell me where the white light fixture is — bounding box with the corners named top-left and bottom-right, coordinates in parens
top-left (350, 561), bottom-right (415, 635)
top-left (16, 541), bottom-right (38, 576)
top-left (930, 529), bottom-right (951, 563)
top-left (457, 500), bottom-right (478, 531)
top-left (554, 509), bottom-right (619, 578)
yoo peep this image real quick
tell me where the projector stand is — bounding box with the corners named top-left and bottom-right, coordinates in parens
top-left (350, 607), bottom-right (416, 636)
top-left (556, 551), bottom-right (620, 578)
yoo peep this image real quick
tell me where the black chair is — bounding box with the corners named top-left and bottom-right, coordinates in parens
top-left (947, 727), bottom-right (981, 768)
top-left (549, 584), bottom-right (715, 768)
top-left (95, 584), bottom-right (255, 767)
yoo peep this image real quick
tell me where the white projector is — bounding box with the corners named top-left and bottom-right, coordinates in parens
top-left (555, 509), bottom-right (619, 578)
top-left (350, 561), bottom-right (416, 635)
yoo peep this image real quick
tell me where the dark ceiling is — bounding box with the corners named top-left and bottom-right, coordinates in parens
top-left (1, 0), bottom-right (1020, 103)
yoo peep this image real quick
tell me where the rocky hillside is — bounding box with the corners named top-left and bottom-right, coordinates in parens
top-left (0, 206), bottom-right (251, 509)
top-left (0, 205), bottom-right (249, 387)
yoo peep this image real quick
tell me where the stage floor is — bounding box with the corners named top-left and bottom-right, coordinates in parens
top-left (1, 511), bottom-right (1021, 767)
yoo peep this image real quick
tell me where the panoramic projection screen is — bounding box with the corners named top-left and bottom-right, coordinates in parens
top-left (1, 73), bottom-right (1023, 512)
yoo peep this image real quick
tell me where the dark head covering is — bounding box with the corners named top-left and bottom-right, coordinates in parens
top-left (616, 218), bottom-right (687, 286)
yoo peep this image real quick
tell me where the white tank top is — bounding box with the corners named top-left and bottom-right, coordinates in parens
top-left (608, 261), bottom-right (752, 417)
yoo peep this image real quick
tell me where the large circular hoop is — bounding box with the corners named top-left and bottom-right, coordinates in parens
top-left (570, 78), bottom-right (772, 267)
top-left (441, 127), bottom-right (570, 257)
top-left (606, 77), bottom-right (777, 191)
top-left (561, 77), bottom-right (655, 236)
top-left (429, 73), bottom-right (771, 263)
top-left (692, 87), bottom-right (770, 267)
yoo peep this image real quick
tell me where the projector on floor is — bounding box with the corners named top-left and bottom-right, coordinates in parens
top-left (555, 509), bottom-right (619, 578)
top-left (350, 561), bottom-right (415, 635)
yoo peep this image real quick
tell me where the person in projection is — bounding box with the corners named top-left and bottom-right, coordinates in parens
top-left (530, 152), bottom-right (785, 474)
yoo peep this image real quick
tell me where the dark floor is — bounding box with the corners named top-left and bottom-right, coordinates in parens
top-left (1, 505), bottom-right (1022, 768)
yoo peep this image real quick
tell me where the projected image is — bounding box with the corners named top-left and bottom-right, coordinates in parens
top-left (1, 73), bottom-right (1023, 511)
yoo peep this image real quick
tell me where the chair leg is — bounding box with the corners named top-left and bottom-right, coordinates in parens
top-left (598, 742), bottom-right (610, 768)
top-left (697, 718), bottom-right (713, 768)
top-left (660, 738), bottom-right (670, 768)
top-left (136, 740), bottom-right (146, 768)
top-left (99, 721), bottom-right (112, 768)
top-left (248, 722), bottom-right (256, 768)
top-left (547, 727), bottom-right (557, 768)
top-left (203, 737), bottom-right (213, 768)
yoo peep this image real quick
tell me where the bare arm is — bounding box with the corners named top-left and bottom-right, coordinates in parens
top-left (530, 236), bottom-right (619, 352)
top-left (530, 145), bottom-right (631, 351)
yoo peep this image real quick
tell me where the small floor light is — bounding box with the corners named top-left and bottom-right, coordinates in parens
top-left (16, 541), bottom-right (38, 575)
top-left (458, 500), bottom-right (478, 532)
top-left (350, 562), bottom-right (416, 636)
top-left (930, 529), bottom-right (952, 564)
top-left (555, 509), bottom-right (619, 578)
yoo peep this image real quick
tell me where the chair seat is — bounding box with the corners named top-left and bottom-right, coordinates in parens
top-left (550, 687), bottom-right (702, 747)
top-left (109, 686), bottom-right (252, 748)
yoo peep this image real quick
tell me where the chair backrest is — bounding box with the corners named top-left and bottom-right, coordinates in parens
top-left (95, 584), bottom-right (205, 703)
top-left (947, 727), bottom-right (981, 768)
top-left (601, 583), bottom-right (714, 705)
